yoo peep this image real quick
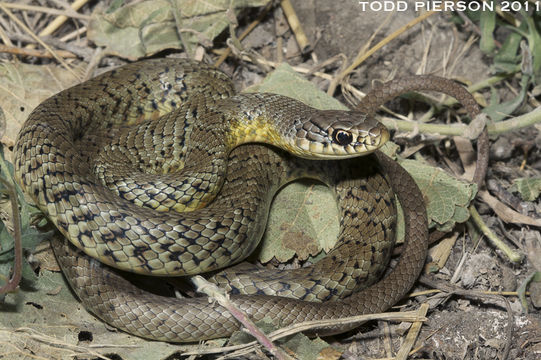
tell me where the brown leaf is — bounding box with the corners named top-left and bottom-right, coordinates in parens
top-left (0, 62), bottom-right (80, 160)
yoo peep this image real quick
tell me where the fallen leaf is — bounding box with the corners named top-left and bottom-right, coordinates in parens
top-left (0, 61), bottom-right (81, 158)
top-left (88, 0), bottom-right (270, 59)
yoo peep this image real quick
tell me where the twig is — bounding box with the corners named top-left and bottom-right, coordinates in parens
top-left (214, 1), bottom-right (273, 67)
top-left (379, 106), bottom-right (541, 137)
top-left (191, 276), bottom-right (291, 360)
top-left (328, 10), bottom-right (393, 96)
top-left (328, 10), bottom-right (439, 95)
top-left (280, 0), bottom-right (311, 53)
top-left (59, 26), bottom-right (87, 42)
top-left (3, 328), bottom-right (115, 360)
top-left (395, 303), bottom-right (429, 360)
top-left (32, 0), bottom-right (90, 39)
top-left (409, 289), bottom-right (528, 298)
top-left (469, 205), bottom-right (523, 263)
top-left (0, 43), bottom-right (76, 59)
top-left (7, 32), bottom-right (92, 60)
top-left (382, 321), bottom-right (393, 358)
top-left (0, 3), bottom-right (81, 80)
top-left (82, 47), bottom-right (105, 81)
top-left (184, 310), bottom-right (427, 356)
top-left (480, 190), bottom-right (541, 227)
top-left (0, 20), bottom-right (13, 46)
top-left (232, 54), bottom-right (368, 101)
top-left (0, 340), bottom-right (49, 360)
top-left (0, 2), bottom-right (90, 20)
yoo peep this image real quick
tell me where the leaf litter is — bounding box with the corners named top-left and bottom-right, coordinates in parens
top-left (0, 1), bottom-right (540, 359)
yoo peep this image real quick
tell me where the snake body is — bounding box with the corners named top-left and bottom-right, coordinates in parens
top-left (14, 59), bottom-right (480, 342)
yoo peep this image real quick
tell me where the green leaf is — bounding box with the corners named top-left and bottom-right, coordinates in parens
top-left (511, 177), bottom-right (541, 201)
top-left (88, 0), bottom-right (270, 59)
top-left (479, 11), bottom-right (496, 54)
top-left (493, 25), bottom-right (523, 73)
top-left (106, 0), bottom-right (125, 14)
top-left (0, 62), bottom-right (80, 146)
top-left (245, 63), bottom-right (347, 110)
top-left (522, 11), bottom-right (541, 77)
top-left (282, 334), bottom-right (335, 360)
top-left (258, 182), bottom-right (339, 263)
top-left (228, 319), bottom-right (277, 345)
top-left (398, 159), bottom-right (477, 233)
top-left (517, 270), bottom-right (541, 313)
top-left (483, 74), bottom-right (530, 122)
top-left (504, 12), bottom-right (541, 80)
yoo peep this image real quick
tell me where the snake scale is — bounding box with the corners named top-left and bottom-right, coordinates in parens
top-left (14, 58), bottom-right (481, 342)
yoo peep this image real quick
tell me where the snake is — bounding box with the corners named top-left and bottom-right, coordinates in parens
top-left (13, 58), bottom-right (483, 342)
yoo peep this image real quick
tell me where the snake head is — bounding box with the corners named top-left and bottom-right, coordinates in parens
top-left (293, 110), bottom-right (389, 159)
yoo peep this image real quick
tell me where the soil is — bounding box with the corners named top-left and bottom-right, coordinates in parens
top-left (0, 1), bottom-right (540, 359)
top-left (284, 3), bottom-right (540, 360)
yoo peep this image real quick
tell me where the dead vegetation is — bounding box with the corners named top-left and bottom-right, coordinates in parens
top-left (0, 1), bottom-right (540, 359)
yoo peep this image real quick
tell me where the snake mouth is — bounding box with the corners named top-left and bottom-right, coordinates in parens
top-left (362, 123), bottom-right (390, 149)
top-left (293, 122), bottom-right (390, 159)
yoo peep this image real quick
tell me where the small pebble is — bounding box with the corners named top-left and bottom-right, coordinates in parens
top-left (490, 136), bottom-right (513, 160)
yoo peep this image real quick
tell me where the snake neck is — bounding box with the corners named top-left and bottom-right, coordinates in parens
top-left (217, 93), bottom-right (317, 156)
top-left (218, 93), bottom-right (388, 159)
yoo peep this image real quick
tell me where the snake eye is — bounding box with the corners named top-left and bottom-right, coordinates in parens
top-left (332, 129), bottom-right (353, 146)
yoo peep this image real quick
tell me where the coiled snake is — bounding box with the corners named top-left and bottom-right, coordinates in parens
top-left (14, 59), bottom-right (482, 342)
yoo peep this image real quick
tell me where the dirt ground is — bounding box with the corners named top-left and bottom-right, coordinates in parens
top-left (0, 1), bottom-right (540, 359)
top-left (286, 3), bottom-right (540, 360)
